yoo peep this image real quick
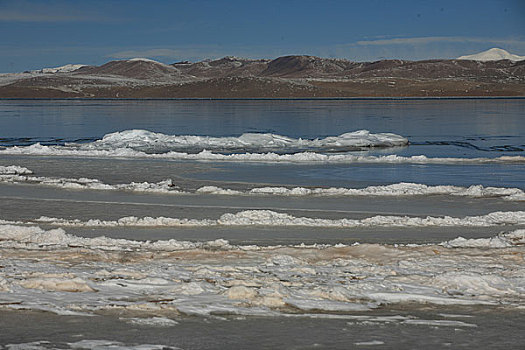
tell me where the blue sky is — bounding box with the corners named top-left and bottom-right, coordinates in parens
top-left (1, 0), bottom-right (524, 72)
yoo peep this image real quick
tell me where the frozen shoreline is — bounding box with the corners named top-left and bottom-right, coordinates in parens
top-left (1, 223), bottom-right (524, 318)
top-left (1, 100), bottom-right (524, 346)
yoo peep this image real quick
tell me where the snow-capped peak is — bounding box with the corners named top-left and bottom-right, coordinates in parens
top-left (127, 58), bottom-right (164, 64)
top-left (457, 48), bottom-right (525, 62)
top-left (32, 64), bottom-right (86, 74)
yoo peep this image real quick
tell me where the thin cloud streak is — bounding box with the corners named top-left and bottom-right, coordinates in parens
top-left (105, 39), bottom-right (525, 64)
top-left (3, 37), bottom-right (525, 73)
top-left (356, 36), bottom-right (525, 46)
top-left (0, 11), bottom-right (93, 22)
top-left (107, 46), bottom-right (297, 62)
top-left (0, 1), bottom-right (120, 23)
top-left (109, 49), bottom-right (187, 59)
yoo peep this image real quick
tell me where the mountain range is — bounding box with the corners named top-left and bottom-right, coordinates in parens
top-left (0, 48), bottom-right (523, 98)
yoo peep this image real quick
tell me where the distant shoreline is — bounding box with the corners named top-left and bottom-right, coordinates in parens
top-left (1, 55), bottom-right (523, 99)
top-left (1, 96), bottom-right (524, 101)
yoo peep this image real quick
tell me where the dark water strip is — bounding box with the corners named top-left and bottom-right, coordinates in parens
top-left (1, 307), bottom-right (524, 349)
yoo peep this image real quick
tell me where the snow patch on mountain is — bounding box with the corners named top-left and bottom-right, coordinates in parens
top-left (127, 58), bottom-right (170, 66)
top-left (457, 48), bottom-right (525, 62)
top-left (31, 64), bottom-right (87, 74)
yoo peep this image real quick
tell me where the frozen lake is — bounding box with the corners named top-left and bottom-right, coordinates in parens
top-left (0, 99), bottom-right (524, 348)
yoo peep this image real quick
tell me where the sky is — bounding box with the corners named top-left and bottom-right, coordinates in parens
top-left (0, 0), bottom-right (524, 72)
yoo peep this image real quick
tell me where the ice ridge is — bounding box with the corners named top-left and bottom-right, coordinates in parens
top-left (26, 210), bottom-right (525, 228)
top-left (2, 144), bottom-right (524, 164)
top-left (1, 223), bottom-right (523, 250)
top-left (79, 129), bottom-right (409, 153)
top-left (1, 167), bottom-right (524, 201)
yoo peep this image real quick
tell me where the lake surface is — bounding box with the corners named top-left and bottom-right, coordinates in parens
top-left (0, 99), bottom-right (524, 349)
top-left (0, 99), bottom-right (524, 154)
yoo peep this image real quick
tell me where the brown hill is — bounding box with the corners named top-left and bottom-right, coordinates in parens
top-left (175, 57), bottom-right (270, 78)
top-left (260, 56), bottom-right (357, 78)
top-left (1, 55), bottom-right (524, 98)
top-left (75, 58), bottom-right (184, 80)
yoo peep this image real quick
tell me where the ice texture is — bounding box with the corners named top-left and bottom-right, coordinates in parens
top-left (3, 340), bottom-right (176, 350)
top-left (69, 340), bottom-right (177, 350)
top-left (441, 229), bottom-right (525, 248)
top-left (0, 224), bottom-right (524, 317)
top-left (0, 165), bottom-right (33, 175)
top-left (120, 317), bottom-right (179, 327)
top-left (20, 277), bottom-right (96, 293)
top-left (354, 340), bottom-right (386, 346)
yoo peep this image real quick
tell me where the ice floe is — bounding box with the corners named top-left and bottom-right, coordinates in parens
top-left (0, 165), bottom-right (33, 175)
top-left (19, 277), bottom-right (96, 293)
top-left (120, 317), bottom-right (179, 327)
top-left (441, 229), bottom-right (525, 248)
top-left (78, 129), bottom-right (409, 153)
